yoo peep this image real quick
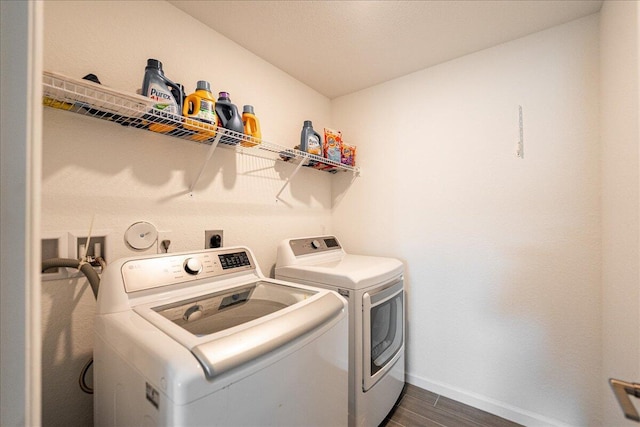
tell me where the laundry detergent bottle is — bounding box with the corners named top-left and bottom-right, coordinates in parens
top-left (215, 92), bottom-right (244, 144)
top-left (300, 120), bottom-right (322, 164)
top-left (241, 105), bottom-right (262, 147)
top-left (142, 59), bottom-right (183, 133)
top-left (182, 80), bottom-right (217, 141)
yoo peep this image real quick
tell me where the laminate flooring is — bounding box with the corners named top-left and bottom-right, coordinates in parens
top-left (379, 384), bottom-right (523, 427)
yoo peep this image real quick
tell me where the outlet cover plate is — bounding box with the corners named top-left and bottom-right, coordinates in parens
top-left (205, 230), bottom-right (223, 249)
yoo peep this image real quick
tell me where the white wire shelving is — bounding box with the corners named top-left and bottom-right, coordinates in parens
top-left (42, 71), bottom-right (360, 193)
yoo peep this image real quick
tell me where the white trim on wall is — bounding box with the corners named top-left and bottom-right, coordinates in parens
top-left (406, 373), bottom-right (574, 427)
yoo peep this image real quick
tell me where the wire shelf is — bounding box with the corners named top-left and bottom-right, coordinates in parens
top-left (42, 71), bottom-right (359, 175)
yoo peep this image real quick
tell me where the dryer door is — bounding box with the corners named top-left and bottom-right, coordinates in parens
top-left (363, 277), bottom-right (404, 391)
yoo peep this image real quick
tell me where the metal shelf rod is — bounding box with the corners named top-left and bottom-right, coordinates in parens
top-left (276, 155), bottom-right (309, 201)
top-left (189, 130), bottom-right (225, 194)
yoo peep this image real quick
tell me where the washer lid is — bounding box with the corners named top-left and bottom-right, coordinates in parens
top-left (275, 254), bottom-right (403, 290)
top-left (191, 290), bottom-right (344, 379)
top-left (134, 280), bottom-right (347, 379)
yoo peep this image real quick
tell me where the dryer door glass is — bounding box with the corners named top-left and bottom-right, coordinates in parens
top-left (363, 278), bottom-right (404, 391)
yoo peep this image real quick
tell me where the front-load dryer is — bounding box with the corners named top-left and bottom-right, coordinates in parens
top-left (94, 246), bottom-right (348, 426)
top-left (276, 236), bottom-right (405, 427)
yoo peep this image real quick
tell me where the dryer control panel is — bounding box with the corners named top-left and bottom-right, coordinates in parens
top-left (289, 236), bottom-right (342, 256)
top-left (121, 248), bottom-right (255, 293)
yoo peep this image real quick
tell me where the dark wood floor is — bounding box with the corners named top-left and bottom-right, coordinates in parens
top-left (379, 384), bottom-right (523, 427)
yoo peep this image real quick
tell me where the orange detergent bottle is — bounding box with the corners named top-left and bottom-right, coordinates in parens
top-left (241, 105), bottom-right (262, 147)
top-left (182, 80), bottom-right (217, 141)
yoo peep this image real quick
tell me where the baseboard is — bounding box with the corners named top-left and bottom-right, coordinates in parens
top-left (405, 373), bottom-right (573, 427)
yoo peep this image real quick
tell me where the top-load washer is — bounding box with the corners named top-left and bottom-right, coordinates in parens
top-left (94, 245), bottom-right (348, 426)
top-left (275, 236), bottom-right (405, 427)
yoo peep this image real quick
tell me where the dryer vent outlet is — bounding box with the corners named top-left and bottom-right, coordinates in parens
top-left (205, 230), bottom-right (223, 249)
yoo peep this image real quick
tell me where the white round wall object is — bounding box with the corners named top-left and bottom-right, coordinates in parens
top-left (125, 221), bottom-right (158, 250)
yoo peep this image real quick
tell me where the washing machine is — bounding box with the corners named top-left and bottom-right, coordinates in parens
top-left (94, 246), bottom-right (348, 426)
top-left (275, 236), bottom-right (404, 427)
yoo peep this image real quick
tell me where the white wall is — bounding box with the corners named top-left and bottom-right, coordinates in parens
top-left (332, 15), bottom-right (601, 427)
top-left (600, 1), bottom-right (640, 425)
top-left (41, 1), bottom-right (335, 425)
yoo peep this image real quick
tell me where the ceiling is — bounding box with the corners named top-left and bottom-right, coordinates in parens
top-left (168, 0), bottom-right (603, 99)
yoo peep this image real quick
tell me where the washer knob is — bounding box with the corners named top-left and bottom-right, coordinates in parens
top-left (184, 257), bottom-right (203, 275)
top-left (311, 239), bottom-right (321, 249)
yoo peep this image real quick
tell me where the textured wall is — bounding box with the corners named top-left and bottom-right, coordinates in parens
top-left (331, 15), bottom-right (602, 427)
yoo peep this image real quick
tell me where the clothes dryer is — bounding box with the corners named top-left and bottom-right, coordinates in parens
top-left (276, 236), bottom-right (404, 427)
top-left (94, 246), bottom-right (348, 426)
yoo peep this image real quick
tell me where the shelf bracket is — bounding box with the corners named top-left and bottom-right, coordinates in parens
top-left (276, 155), bottom-right (308, 200)
top-left (189, 129), bottom-right (225, 194)
top-left (610, 378), bottom-right (640, 422)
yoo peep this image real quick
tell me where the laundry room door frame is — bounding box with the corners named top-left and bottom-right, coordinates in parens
top-left (0, 1), bottom-right (43, 425)
top-left (600, 1), bottom-right (640, 423)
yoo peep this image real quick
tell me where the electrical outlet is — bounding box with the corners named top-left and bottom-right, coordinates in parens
top-left (205, 230), bottom-right (223, 249)
top-left (157, 230), bottom-right (173, 253)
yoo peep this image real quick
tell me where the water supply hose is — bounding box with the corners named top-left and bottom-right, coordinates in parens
top-left (41, 256), bottom-right (104, 393)
top-left (41, 257), bottom-right (101, 300)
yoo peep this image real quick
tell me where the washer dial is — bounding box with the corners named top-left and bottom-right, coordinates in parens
top-left (184, 257), bottom-right (203, 275)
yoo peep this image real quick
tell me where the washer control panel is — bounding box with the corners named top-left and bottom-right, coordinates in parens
top-left (289, 236), bottom-right (342, 256)
top-left (218, 251), bottom-right (251, 270)
top-left (121, 248), bottom-right (255, 293)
